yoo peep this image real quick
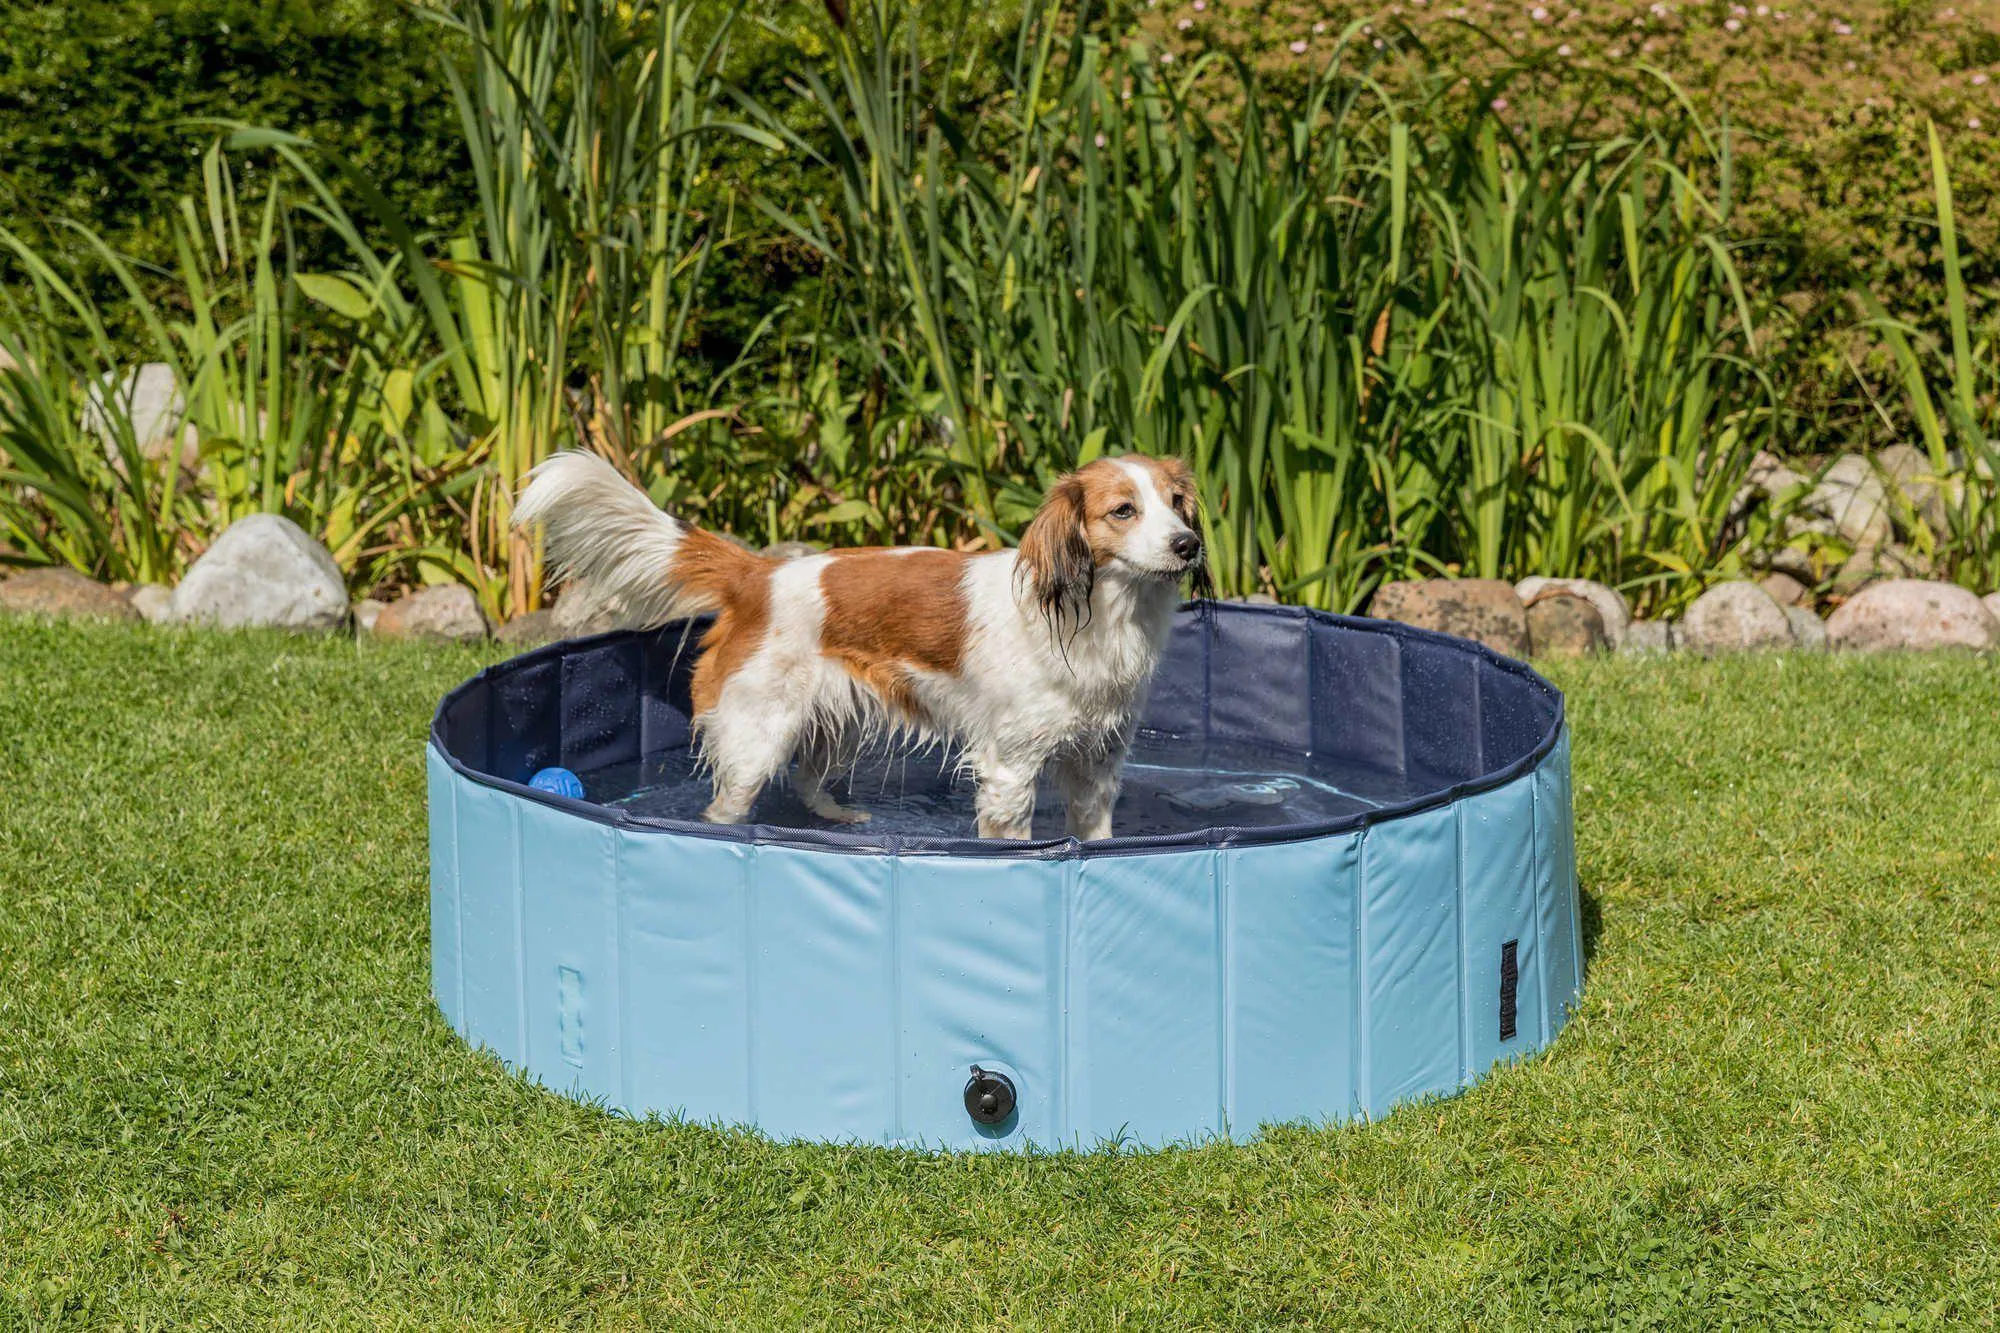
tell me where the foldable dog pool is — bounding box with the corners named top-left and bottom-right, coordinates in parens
top-left (427, 602), bottom-right (1581, 1151)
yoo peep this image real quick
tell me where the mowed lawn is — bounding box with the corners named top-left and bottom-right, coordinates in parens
top-left (2, 618), bottom-right (1998, 1329)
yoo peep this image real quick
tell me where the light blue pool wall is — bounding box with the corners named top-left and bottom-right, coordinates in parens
top-left (426, 729), bottom-right (1579, 1151)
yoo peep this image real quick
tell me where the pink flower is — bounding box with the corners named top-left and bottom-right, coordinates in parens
top-left (1972, 116), bottom-right (1984, 127)
top-left (1290, 38), bottom-right (1309, 52)
top-left (1313, 20), bottom-right (1327, 31)
top-left (1532, 5), bottom-right (1549, 18)
top-left (1192, 0), bottom-right (1205, 9)
top-left (1755, 4), bottom-right (1768, 12)
top-left (1160, 51), bottom-right (1175, 63)
top-left (1095, 133), bottom-right (1108, 147)
top-left (1176, 16), bottom-right (1192, 28)
top-left (1725, 16), bottom-right (1741, 28)
top-left (1974, 72), bottom-right (1990, 85)
top-left (1831, 18), bottom-right (1852, 33)
top-left (1557, 41), bottom-right (1574, 53)
top-left (1491, 96), bottom-right (1510, 110)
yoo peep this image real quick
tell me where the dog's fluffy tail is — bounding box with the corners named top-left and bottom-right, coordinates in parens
top-left (513, 451), bottom-right (768, 629)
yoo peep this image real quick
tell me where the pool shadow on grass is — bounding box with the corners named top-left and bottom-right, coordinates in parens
top-left (1579, 884), bottom-right (1603, 980)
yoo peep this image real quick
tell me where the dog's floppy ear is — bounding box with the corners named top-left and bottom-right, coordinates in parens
top-left (1018, 472), bottom-right (1094, 624)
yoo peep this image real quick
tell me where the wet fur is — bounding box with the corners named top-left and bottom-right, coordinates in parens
top-left (514, 452), bottom-right (1208, 839)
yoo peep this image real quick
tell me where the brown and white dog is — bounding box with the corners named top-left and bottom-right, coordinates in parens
top-left (512, 452), bottom-right (1208, 839)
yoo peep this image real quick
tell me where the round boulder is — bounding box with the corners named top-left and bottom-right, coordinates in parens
top-left (1826, 579), bottom-right (1999, 653)
top-left (1832, 542), bottom-right (1930, 597)
top-left (1781, 604), bottom-right (1827, 651)
top-left (1875, 444), bottom-right (1952, 535)
top-left (171, 513), bottom-right (349, 632)
top-left (0, 567), bottom-right (141, 622)
top-left (1516, 576), bottom-right (1629, 646)
top-left (373, 585), bottom-right (490, 643)
top-left (1619, 620), bottom-right (1678, 654)
top-left (1367, 578), bottom-right (1530, 658)
top-left (1524, 592), bottom-right (1609, 658)
top-left (1806, 455), bottom-right (1892, 550)
top-left (495, 608), bottom-right (563, 649)
top-left (126, 583), bottom-right (176, 624)
top-left (1757, 572), bottom-right (1810, 607)
top-left (1680, 581), bottom-right (1793, 653)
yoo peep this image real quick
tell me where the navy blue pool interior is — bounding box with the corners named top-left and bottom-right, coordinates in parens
top-left (427, 601), bottom-right (1582, 1151)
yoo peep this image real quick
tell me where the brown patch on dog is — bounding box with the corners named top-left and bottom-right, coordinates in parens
top-left (1072, 461), bottom-right (1149, 566)
top-left (673, 527), bottom-right (776, 718)
top-left (820, 549), bottom-right (970, 721)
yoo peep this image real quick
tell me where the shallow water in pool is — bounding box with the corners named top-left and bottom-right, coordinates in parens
top-left (581, 734), bottom-right (1421, 840)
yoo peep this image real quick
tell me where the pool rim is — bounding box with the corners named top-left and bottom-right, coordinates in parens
top-left (429, 599), bottom-right (1564, 861)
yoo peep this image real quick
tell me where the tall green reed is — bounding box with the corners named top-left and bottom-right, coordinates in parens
top-left (769, 3), bottom-right (1770, 610)
top-left (1854, 121), bottom-right (2000, 593)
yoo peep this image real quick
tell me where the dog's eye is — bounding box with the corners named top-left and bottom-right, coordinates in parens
top-left (1110, 503), bottom-right (1137, 520)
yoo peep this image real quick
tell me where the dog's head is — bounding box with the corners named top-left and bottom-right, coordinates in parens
top-left (1018, 455), bottom-right (1210, 623)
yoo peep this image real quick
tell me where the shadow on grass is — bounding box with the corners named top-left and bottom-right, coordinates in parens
top-left (1579, 885), bottom-right (1603, 978)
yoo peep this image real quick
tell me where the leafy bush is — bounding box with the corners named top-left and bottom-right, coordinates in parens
top-left (0, 0), bottom-right (470, 282)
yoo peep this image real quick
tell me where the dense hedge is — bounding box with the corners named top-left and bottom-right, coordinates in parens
top-left (0, 0), bottom-right (470, 275)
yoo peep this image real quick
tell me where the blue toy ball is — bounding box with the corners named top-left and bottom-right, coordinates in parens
top-left (528, 766), bottom-right (586, 800)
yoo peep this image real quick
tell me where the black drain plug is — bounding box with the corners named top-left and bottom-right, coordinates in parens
top-left (963, 1066), bottom-right (1017, 1125)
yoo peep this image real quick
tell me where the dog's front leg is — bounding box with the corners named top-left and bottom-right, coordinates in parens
top-left (1056, 741), bottom-right (1126, 842)
top-left (973, 752), bottom-right (1041, 840)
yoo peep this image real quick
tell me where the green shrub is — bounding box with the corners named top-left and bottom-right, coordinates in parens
top-left (0, 0), bottom-right (471, 280)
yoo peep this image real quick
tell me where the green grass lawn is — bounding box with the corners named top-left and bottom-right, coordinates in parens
top-left (3, 619), bottom-right (1998, 1328)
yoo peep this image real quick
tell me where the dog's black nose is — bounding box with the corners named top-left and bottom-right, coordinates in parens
top-left (1170, 531), bottom-right (1203, 563)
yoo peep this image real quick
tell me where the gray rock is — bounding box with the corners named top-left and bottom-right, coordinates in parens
top-left (1524, 592), bottom-right (1609, 657)
top-left (1805, 455), bottom-right (1892, 549)
top-left (1367, 578), bottom-right (1530, 658)
top-left (1876, 444), bottom-right (1952, 535)
top-left (1619, 619), bottom-right (1678, 654)
top-left (373, 585), bottom-right (489, 643)
top-left (0, 567), bottom-right (140, 622)
top-left (550, 582), bottom-right (630, 637)
top-left (127, 583), bottom-right (176, 624)
top-left (495, 608), bottom-right (563, 648)
top-left (1826, 579), bottom-right (1999, 652)
top-left (1985, 592), bottom-right (2000, 626)
top-left (1758, 572), bottom-right (1810, 607)
top-left (84, 363), bottom-right (202, 471)
top-left (1781, 603), bottom-right (1827, 651)
top-left (352, 598), bottom-right (387, 635)
top-left (1832, 542), bottom-right (1930, 597)
top-left (1516, 576), bottom-right (1629, 646)
top-left (1680, 581), bottom-right (1793, 653)
top-left (170, 513), bottom-right (349, 632)
top-left (762, 541), bottom-right (822, 561)
top-left (1730, 449), bottom-right (1809, 522)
